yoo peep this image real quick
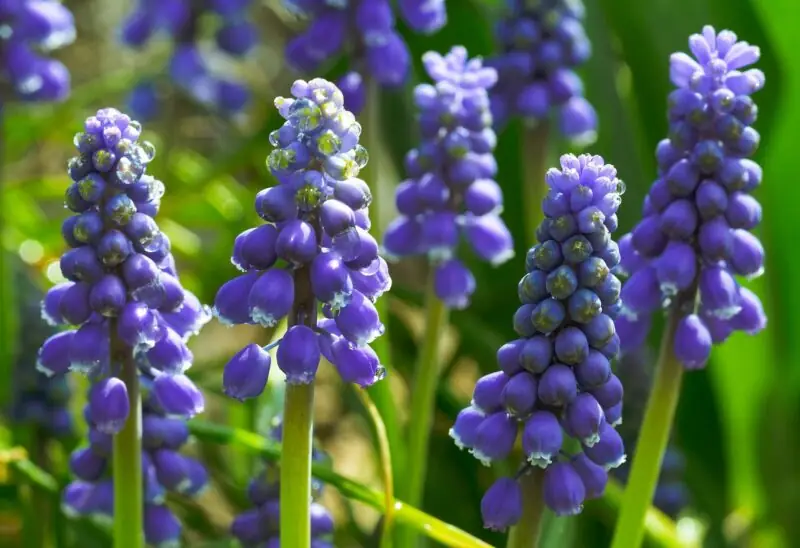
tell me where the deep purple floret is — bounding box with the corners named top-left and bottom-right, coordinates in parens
top-left (119, 0), bottom-right (258, 119)
top-left (0, 0), bottom-right (75, 104)
top-left (487, 0), bottom-right (597, 143)
top-left (63, 370), bottom-right (207, 546)
top-left (451, 153), bottom-right (626, 525)
top-left (383, 46), bottom-right (513, 309)
top-left (215, 78), bottom-right (391, 393)
top-left (282, 0), bottom-right (446, 114)
top-left (230, 417), bottom-right (335, 547)
top-left (617, 26), bottom-right (767, 369)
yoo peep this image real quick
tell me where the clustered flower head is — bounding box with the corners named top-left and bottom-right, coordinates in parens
top-left (451, 154), bottom-right (626, 527)
top-left (611, 348), bottom-right (689, 518)
top-left (382, 46), bottom-right (513, 309)
top-left (215, 77), bottom-right (391, 394)
top-left (37, 107), bottom-right (210, 432)
top-left (282, 0), bottom-right (446, 114)
top-left (0, 0), bottom-right (75, 103)
top-left (9, 267), bottom-right (72, 438)
top-left (63, 371), bottom-right (207, 547)
top-left (120, 0), bottom-right (257, 120)
top-left (231, 418), bottom-right (334, 547)
top-left (617, 26), bottom-right (767, 368)
top-left (487, 0), bottom-right (596, 143)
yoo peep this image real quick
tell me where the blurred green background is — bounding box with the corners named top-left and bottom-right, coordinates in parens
top-left (2, 0), bottom-right (800, 546)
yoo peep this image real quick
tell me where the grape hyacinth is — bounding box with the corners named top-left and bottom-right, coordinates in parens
top-left (8, 265), bottom-right (72, 438)
top-left (617, 26), bottom-right (766, 368)
top-left (488, 0), bottom-right (596, 143)
top-left (612, 349), bottom-right (689, 518)
top-left (214, 77), bottom-right (388, 545)
top-left (610, 27), bottom-right (766, 548)
top-left (215, 77), bottom-right (390, 392)
top-left (451, 154), bottom-right (626, 528)
top-left (38, 107), bottom-right (210, 546)
top-left (0, 0), bottom-right (75, 103)
top-left (382, 46), bottom-right (513, 309)
top-left (38, 107), bottom-right (209, 412)
top-left (282, 0), bottom-right (447, 114)
top-left (120, 0), bottom-right (257, 120)
top-left (231, 418), bottom-right (334, 547)
top-left (63, 371), bottom-right (207, 547)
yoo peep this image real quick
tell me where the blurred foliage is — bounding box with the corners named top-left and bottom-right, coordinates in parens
top-left (2, 0), bottom-right (800, 546)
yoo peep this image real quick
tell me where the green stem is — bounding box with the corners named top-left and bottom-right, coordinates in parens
top-left (522, 123), bottom-right (551, 247)
top-left (596, 479), bottom-right (683, 548)
top-left (399, 274), bottom-right (450, 548)
top-left (280, 383), bottom-right (315, 548)
top-left (362, 77), bottom-right (403, 478)
top-left (610, 308), bottom-right (684, 548)
top-left (112, 351), bottom-right (144, 548)
top-left (354, 387), bottom-right (395, 548)
top-left (506, 469), bottom-right (546, 548)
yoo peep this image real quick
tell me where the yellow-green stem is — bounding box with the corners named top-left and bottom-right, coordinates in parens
top-left (112, 351), bottom-right (144, 548)
top-left (506, 469), bottom-right (546, 548)
top-left (522, 123), bottom-right (551, 247)
top-left (362, 77), bottom-right (403, 478)
top-left (398, 274), bottom-right (450, 548)
top-left (355, 387), bottom-right (395, 548)
top-left (280, 383), bottom-right (315, 548)
top-left (610, 309), bottom-right (684, 548)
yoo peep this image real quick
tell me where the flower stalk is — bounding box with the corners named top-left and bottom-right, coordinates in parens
top-left (280, 383), bottom-right (315, 547)
top-left (506, 469), bottom-right (546, 548)
top-left (400, 273), bottom-right (449, 547)
top-left (111, 341), bottom-right (144, 548)
top-left (522, 123), bottom-right (551, 247)
top-left (610, 308), bottom-right (684, 548)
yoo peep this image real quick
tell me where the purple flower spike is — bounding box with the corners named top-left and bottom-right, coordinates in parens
top-left (384, 47), bottom-right (510, 309)
top-left (223, 344), bottom-right (272, 401)
top-left (543, 462), bottom-right (587, 516)
top-left (216, 78), bottom-right (389, 390)
top-left (1, 2), bottom-right (75, 105)
top-left (119, 2), bottom-right (257, 118)
top-left (487, 0), bottom-right (595, 140)
top-left (89, 377), bottom-right (129, 435)
top-left (618, 25), bottom-right (767, 364)
top-left (481, 477), bottom-right (522, 531)
top-left (452, 153), bottom-right (624, 516)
